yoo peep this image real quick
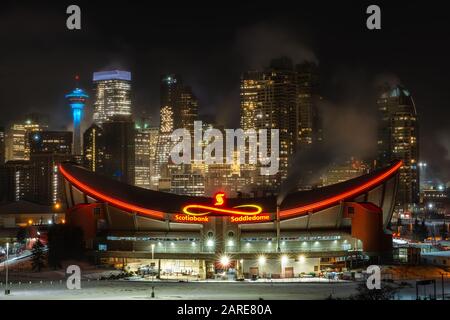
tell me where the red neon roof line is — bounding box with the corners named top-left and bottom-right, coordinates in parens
top-left (59, 164), bottom-right (165, 220)
top-left (279, 160), bottom-right (402, 219)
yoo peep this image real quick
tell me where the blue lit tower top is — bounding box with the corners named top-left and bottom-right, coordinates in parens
top-left (65, 76), bottom-right (89, 155)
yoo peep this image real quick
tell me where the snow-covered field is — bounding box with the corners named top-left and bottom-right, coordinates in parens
top-left (0, 280), bottom-right (359, 300)
top-left (1, 279), bottom-right (447, 300)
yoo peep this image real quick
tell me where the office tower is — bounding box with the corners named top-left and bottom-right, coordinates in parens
top-left (296, 62), bottom-right (322, 148)
top-left (66, 81), bottom-right (89, 155)
top-left (377, 85), bottom-right (419, 212)
top-left (178, 87), bottom-right (199, 135)
top-left (135, 118), bottom-right (152, 189)
top-left (5, 116), bottom-right (48, 161)
top-left (148, 126), bottom-right (159, 190)
top-left (83, 123), bottom-right (105, 173)
top-left (240, 57), bottom-right (297, 192)
top-left (93, 70), bottom-right (132, 125)
top-left (204, 151), bottom-right (247, 197)
top-left (170, 165), bottom-right (205, 196)
top-left (102, 115), bottom-right (135, 184)
top-left (160, 74), bottom-right (199, 131)
top-left (2, 160), bottom-right (34, 202)
top-left (29, 131), bottom-right (73, 205)
top-left (0, 127), bottom-right (5, 164)
top-left (155, 105), bottom-right (175, 184)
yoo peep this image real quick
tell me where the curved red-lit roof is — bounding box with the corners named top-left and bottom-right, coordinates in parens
top-left (59, 160), bottom-right (401, 220)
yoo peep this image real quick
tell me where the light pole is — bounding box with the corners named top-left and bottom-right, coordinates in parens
top-left (151, 243), bottom-right (155, 280)
top-left (5, 242), bottom-right (10, 295)
top-left (151, 243), bottom-right (155, 260)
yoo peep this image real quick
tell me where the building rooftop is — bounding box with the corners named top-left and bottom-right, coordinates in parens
top-left (59, 160), bottom-right (402, 219)
top-left (93, 70), bottom-right (131, 82)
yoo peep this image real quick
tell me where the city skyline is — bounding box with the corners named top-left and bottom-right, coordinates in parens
top-left (1, 1), bottom-right (450, 304)
top-left (1, 1), bottom-right (450, 183)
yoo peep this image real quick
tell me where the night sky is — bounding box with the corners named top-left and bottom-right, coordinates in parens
top-left (1, 0), bottom-right (449, 182)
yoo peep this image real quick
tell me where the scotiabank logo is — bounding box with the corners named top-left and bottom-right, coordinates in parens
top-left (178, 192), bottom-right (270, 223)
top-left (174, 214), bottom-right (209, 223)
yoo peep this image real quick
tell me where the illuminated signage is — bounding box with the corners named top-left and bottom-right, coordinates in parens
top-left (181, 192), bottom-right (269, 223)
top-left (173, 214), bottom-right (209, 223)
top-left (230, 214), bottom-right (271, 223)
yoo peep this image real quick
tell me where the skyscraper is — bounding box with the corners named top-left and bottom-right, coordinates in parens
top-left (93, 70), bottom-right (132, 125)
top-left (155, 105), bottom-right (174, 183)
top-left (0, 127), bottom-right (5, 165)
top-left (135, 117), bottom-right (152, 189)
top-left (160, 74), bottom-right (199, 131)
top-left (240, 57), bottom-right (297, 192)
top-left (2, 160), bottom-right (34, 202)
top-left (65, 80), bottom-right (89, 156)
top-left (377, 85), bottom-right (419, 212)
top-left (296, 62), bottom-right (322, 148)
top-left (5, 116), bottom-right (48, 161)
top-left (29, 131), bottom-right (73, 205)
top-left (102, 115), bottom-right (135, 185)
top-left (240, 57), bottom-right (323, 193)
top-left (147, 126), bottom-right (159, 190)
top-left (83, 123), bottom-right (105, 173)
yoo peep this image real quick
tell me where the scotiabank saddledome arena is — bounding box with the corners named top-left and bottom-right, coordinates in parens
top-left (60, 161), bottom-right (402, 279)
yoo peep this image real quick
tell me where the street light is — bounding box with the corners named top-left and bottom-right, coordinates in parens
top-left (219, 255), bottom-right (230, 268)
top-left (151, 243), bottom-right (156, 284)
top-left (258, 255), bottom-right (266, 265)
top-left (299, 255), bottom-right (306, 263)
top-left (151, 243), bottom-right (155, 260)
top-left (5, 242), bottom-right (10, 295)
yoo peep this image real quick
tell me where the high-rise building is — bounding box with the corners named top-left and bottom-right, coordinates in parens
top-left (0, 127), bottom-right (5, 165)
top-left (170, 168), bottom-right (205, 197)
top-left (135, 118), bottom-right (152, 189)
top-left (148, 126), bottom-right (159, 190)
top-left (5, 116), bottom-right (48, 161)
top-left (83, 124), bottom-right (105, 173)
top-left (377, 85), bottom-right (419, 212)
top-left (93, 70), bottom-right (132, 125)
top-left (155, 105), bottom-right (175, 183)
top-left (240, 57), bottom-right (323, 193)
top-left (240, 57), bottom-right (297, 192)
top-left (102, 115), bottom-right (135, 185)
top-left (29, 131), bottom-right (73, 205)
top-left (296, 62), bottom-right (322, 148)
top-left (2, 160), bottom-right (34, 202)
top-left (160, 74), bottom-right (199, 131)
top-left (66, 81), bottom-right (89, 155)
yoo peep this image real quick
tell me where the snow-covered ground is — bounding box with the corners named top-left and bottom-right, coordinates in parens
top-left (0, 280), bottom-right (359, 300)
top-left (1, 279), bottom-right (449, 300)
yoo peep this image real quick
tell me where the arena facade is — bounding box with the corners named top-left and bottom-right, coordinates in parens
top-left (59, 160), bottom-right (401, 279)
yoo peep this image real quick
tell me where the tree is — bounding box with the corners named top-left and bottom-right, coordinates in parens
top-left (31, 239), bottom-right (45, 272)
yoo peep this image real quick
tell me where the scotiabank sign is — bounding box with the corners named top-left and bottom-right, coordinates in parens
top-left (177, 192), bottom-right (271, 224)
top-left (173, 214), bottom-right (209, 223)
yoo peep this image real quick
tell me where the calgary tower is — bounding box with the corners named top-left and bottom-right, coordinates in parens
top-left (65, 75), bottom-right (89, 155)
